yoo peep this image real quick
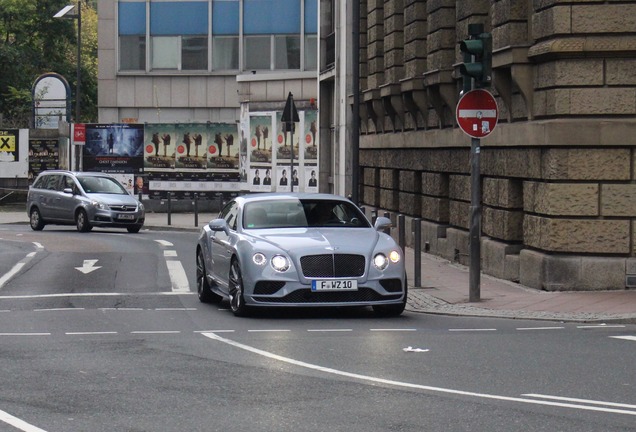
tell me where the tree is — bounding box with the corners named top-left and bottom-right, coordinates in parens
top-left (0, 0), bottom-right (97, 127)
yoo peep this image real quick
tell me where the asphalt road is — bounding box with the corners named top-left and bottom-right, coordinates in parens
top-left (0, 224), bottom-right (635, 432)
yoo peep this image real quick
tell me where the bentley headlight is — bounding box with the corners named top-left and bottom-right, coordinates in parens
top-left (253, 252), bottom-right (267, 266)
top-left (373, 253), bottom-right (389, 270)
top-left (271, 255), bottom-right (290, 272)
top-left (389, 250), bottom-right (401, 263)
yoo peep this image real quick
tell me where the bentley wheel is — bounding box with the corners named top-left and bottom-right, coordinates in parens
top-left (29, 208), bottom-right (45, 231)
top-left (76, 209), bottom-right (92, 232)
top-left (228, 259), bottom-right (249, 317)
top-left (196, 250), bottom-right (222, 303)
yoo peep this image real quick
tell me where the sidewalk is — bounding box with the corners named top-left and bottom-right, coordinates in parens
top-left (3, 208), bottom-right (636, 324)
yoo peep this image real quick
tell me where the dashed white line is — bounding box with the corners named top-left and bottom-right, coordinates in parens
top-left (248, 329), bottom-right (291, 333)
top-left (517, 326), bottom-right (564, 331)
top-left (194, 330), bottom-right (235, 333)
top-left (155, 308), bottom-right (197, 311)
top-left (163, 250), bottom-right (178, 257)
top-left (155, 240), bottom-right (173, 247)
top-left (34, 308), bottom-right (85, 312)
top-left (65, 331), bottom-right (118, 335)
top-left (577, 325), bottom-right (626, 329)
top-left (0, 333), bottom-right (50, 336)
top-left (307, 329), bottom-right (353, 332)
top-left (449, 328), bottom-right (497, 332)
top-left (166, 260), bottom-right (190, 292)
top-left (131, 331), bottom-right (181, 334)
top-left (370, 328), bottom-right (417, 332)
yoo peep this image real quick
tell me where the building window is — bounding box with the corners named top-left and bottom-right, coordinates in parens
top-left (212, 0), bottom-right (239, 70)
top-left (304, 34), bottom-right (317, 71)
top-left (213, 36), bottom-right (239, 70)
top-left (118, 2), bottom-right (146, 71)
top-left (275, 35), bottom-right (300, 70)
top-left (244, 36), bottom-right (271, 70)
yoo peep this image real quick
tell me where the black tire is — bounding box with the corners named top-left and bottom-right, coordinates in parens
top-left (373, 275), bottom-right (408, 317)
top-left (75, 209), bottom-right (92, 232)
top-left (228, 259), bottom-right (249, 317)
top-left (127, 225), bottom-right (142, 233)
top-left (196, 250), bottom-right (222, 304)
top-left (29, 208), bottom-right (45, 231)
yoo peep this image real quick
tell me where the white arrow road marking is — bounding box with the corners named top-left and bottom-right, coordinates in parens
top-left (75, 259), bottom-right (101, 274)
top-left (610, 336), bottom-right (636, 342)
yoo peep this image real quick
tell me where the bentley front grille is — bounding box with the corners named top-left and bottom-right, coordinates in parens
top-left (300, 254), bottom-right (366, 278)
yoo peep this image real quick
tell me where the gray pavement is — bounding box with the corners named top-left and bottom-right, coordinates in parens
top-left (3, 206), bottom-right (636, 324)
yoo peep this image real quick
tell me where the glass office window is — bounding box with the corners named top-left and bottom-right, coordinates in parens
top-left (120, 36), bottom-right (146, 70)
top-left (275, 35), bottom-right (300, 69)
top-left (150, 2), bottom-right (208, 35)
top-left (244, 0), bottom-right (300, 34)
top-left (182, 36), bottom-right (208, 70)
top-left (118, 2), bottom-right (146, 71)
top-left (244, 36), bottom-right (271, 70)
top-left (152, 36), bottom-right (179, 69)
top-left (304, 34), bottom-right (317, 71)
top-left (213, 37), bottom-right (239, 70)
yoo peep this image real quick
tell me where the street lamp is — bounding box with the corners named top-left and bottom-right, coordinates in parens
top-left (54, 2), bottom-right (82, 123)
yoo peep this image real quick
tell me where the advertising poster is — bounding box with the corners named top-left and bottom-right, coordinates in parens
top-left (208, 123), bottom-right (239, 170)
top-left (304, 110), bottom-right (318, 162)
top-left (28, 139), bottom-right (59, 182)
top-left (305, 166), bottom-right (318, 192)
top-left (83, 124), bottom-right (144, 172)
top-left (0, 129), bottom-right (19, 162)
top-left (144, 124), bottom-right (176, 170)
top-left (174, 123), bottom-right (207, 170)
top-left (275, 112), bottom-right (299, 162)
top-left (250, 115), bottom-right (273, 164)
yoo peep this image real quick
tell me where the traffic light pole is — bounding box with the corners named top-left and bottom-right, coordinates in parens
top-left (469, 136), bottom-right (481, 302)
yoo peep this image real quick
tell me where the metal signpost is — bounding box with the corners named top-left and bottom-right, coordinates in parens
top-left (281, 92), bottom-right (299, 192)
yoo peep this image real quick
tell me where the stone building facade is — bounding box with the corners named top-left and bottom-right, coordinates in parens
top-left (352, 0), bottom-right (636, 291)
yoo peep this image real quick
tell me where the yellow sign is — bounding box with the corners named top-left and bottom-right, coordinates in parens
top-left (0, 134), bottom-right (16, 152)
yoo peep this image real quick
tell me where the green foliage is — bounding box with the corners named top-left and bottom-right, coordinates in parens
top-left (0, 0), bottom-right (97, 127)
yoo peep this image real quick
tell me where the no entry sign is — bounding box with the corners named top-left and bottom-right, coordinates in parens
top-left (456, 89), bottom-right (498, 138)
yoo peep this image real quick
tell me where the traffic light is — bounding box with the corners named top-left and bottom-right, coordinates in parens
top-left (459, 30), bottom-right (492, 90)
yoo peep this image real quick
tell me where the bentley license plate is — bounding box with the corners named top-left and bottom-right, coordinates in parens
top-left (311, 279), bottom-right (358, 292)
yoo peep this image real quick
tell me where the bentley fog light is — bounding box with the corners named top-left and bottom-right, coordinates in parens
top-left (389, 250), bottom-right (401, 263)
top-left (271, 255), bottom-right (290, 272)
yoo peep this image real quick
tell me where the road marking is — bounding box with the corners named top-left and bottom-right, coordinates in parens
top-left (0, 333), bottom-right (50, 336)
top-left (98, 308), bottom-right (144, 311)
top-left (517, 326), bottom-right (564, 331)
top-left (0, 292), bottom-right (195, 300)
top-left (155, 308), bottom-right (197, 311)
top-left (65, 331), bottom-right (118, 335)
top-left (248, 329), bottom-right (291, 333)
top-left (163, 250), bottom-right (177, 257)
top-left (194, 330), bottom-right (235, 333)
top-left (131, 331), bottom-right (181, 334)
top-left (610, 336), bottom-right (636, 342)
top-left (34, 308), bottom-right (85, 312)
top-left (0, 262), bottom-right (26, 289)
top-left (32, 242), bottom-right (43, 249)
top-left (307, 329), bottom-right (353, 332)
top-left (0, 408), bottom-right (47, 432)
top-left (577, 325), bottom-right (626, 329)
top-left (523, 394), bottom-right (636, 410)
top-left (75, 259), bottom-right (101, 274)
top-left (155, 240), bottom-right (173, 247)
top-left (449, 328), bottom-right (497, 332)
top-left (166, 260), bottom-right (190, 292)
top-left (202, 332), bottom-right (636, 417)
top-left (370, 328), bottom-right (417, 332)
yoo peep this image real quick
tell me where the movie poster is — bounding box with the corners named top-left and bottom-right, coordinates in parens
top-left (28, 139), bottom-right (59, 181)
top-left (250, 115), bottom-right (273, 164)
top-left (144, 124), bottom-right (176, 170)
top-left (174, 123), bottom-right (207, 170)
top-left (83, 124), bottom-right (144, 172)
top-left (304, 110), bottom-right (318, 162)
top-left (275, 112), bottom-right (299, 162)
top-left (207, 123), bottom-right (239, 170)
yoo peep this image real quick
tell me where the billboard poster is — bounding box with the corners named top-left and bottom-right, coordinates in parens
top-left (304, 110), bottom-right (318, 162)
top-left (207, 123), bottom-right (239, 170)
top-left (28, 139), bottom-right (59, 182)
top-left (83, 124), bottom-right (144, 172)
top-left (250, 115), bottom-right (273, 164)
top-left (144, 124), bottom-right (176, 170)
top-left (275, 112), bottom-right (299, 162)
top-left (174, 123), bottom-right (207, 170)
top-left (0, 129), bottom-right (19, 162)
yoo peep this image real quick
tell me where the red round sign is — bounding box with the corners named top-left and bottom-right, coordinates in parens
top-left (456, 89), bottom-right (498, 138)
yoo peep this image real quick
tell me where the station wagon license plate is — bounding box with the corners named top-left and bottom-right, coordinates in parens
top-left (118, 214), bottom-right (135, 220)
top-left (311, 279), bottom-right (358, 292)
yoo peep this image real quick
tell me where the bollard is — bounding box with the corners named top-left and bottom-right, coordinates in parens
top-left (193, 193), bottom-right (199, 227)
top-left (398, 214), bottom-right (405, 251)
top-left (383, 211), bottom-right (391, 235)
top-left (167, 193), bottom-right (172, 226)
top-left (371, 210), bottom-right (377, 226)
top-left (412, 218), bottom-right (421, 287)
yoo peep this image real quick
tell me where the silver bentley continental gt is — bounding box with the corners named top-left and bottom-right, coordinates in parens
top-left (196, 193), bottom-right (407, 317)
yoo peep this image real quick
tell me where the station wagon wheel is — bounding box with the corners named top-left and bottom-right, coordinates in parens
top-left (196, 250), bottom-right (222, 304)
top-left (75, 209), bottom-right (92, 232)
top-left (29, 208), bottom-right (44, 231)
top-left (228, 259), bottom-right (249, 317)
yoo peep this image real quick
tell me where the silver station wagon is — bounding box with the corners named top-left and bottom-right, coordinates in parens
top-left (196, 193), bottom-right (407, 317)
top-left (27, 170), bottom-right (145, 233)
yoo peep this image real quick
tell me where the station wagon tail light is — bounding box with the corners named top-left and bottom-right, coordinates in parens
top-left (271, 255), bottom-right (290, 272)
top-left (389, 250), bottom-right (401, 263)
top-left (373, 253), bottom-right (389, 270)
top-left (253, 253), bottom-right (267, 266)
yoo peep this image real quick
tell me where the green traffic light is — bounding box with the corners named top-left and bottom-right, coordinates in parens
top-left (459, 32), bottom-right (492, 88)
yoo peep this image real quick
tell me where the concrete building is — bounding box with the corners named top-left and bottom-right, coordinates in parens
top-left (319, 0), bottom-right (636, 291)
